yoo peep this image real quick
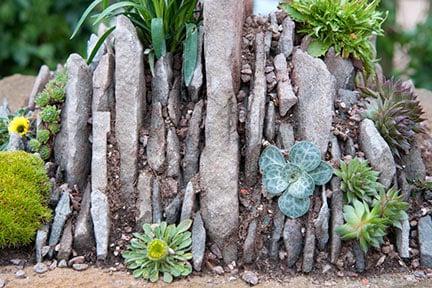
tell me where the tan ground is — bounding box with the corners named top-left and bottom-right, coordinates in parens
top-left (0, 74), bottom-right (35, 112)
top-left (0, 265), bottom-right (432, 288)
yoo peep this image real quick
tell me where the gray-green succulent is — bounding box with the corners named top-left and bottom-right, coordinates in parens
top-left (259, 141), bottom-right (333, 218)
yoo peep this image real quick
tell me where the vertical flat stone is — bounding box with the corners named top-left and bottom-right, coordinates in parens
top-left (274, 54), bottom-right (297, 116)
top-left (147, 102), bottom-right (166, 172)
top-left (277, 122), bottom-right (295, 151)
top-left (396, 218), bottom-right (410, 259)
top-left (330, 136), bottom-right (343, 263)
top-left (7, 133), bottom-right (24, 151)
top-left (302, 224), bottom-right (316, 273)
top-left (245, 32), bottom-right (267, 186)
top-left (314, 188), bottom-right (330, 251)
top-left (401, 145), bottom-right (426, 182)
top-left (269, 208), bottom-right (285, 259)
top-left (35, 225), bottom-right (49, 263)
top-left (152, 178), bottom-right (162, 223)
top-left (359, 119), bottom-right (396, 188)
top-left (187, 26), bottom-right (205, 102)
top-left (164, 195), bottom-right (182, 224)
top-left (167, 77), bottom-right (181, 127)
top-left (324, 48), bottom-right (355, 90)
top-left (152, 54), bottom-right (173, 106)
top-left (48, 191), bottom-right (72, 252)
top-left (57, 219), bottom-right (73, 261)
top-left (201, 0), bottom-right (243, 263)
top-left (166, 128), bottom-right (181, 178)
top-left (28, 65), bottom-right (51, 110)
top-left (243, 220), bottom-right (258, 264)
top-left (114, 15), bottom-right (146, 204)
top-left (54, 54), bottom-right (92, 191)
top-left (264, 101), bottom-right (276, 141)
top-left (74, 182), bottom-right (94, 254)
top-left (353, 241), bottom-right (366, 273)
top-left (91, 190), bottom-right (110, 261)
top-left (292, 49), bottom-right (336, 155)
top-left (93, 53), bottom-right (114, 112)
top-left (180, 181), bottom-right (196, 221)
top-left (277, 17), bottom-right (295, 58)
top-left (136, 170), bottom-right (153, 227)
top-left (418, 215), bottom-right (432, 268)
top-left (192, 212), bottom-right (206, 271)
top-left (183, 100), bottom-right (203, 184)
top-left (283, 219), bottom-right (303, 267)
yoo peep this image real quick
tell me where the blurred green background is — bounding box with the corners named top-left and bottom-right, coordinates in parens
top-left (0, 0), bottom-right (431, 88)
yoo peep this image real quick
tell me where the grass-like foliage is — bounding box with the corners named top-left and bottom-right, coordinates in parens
top-left (123, 220), bottom-right (193, 283)
top-left (0, 151), bottom-right (52, 247)
top-left (335, 158), bottom-right (384, 204)
top-left (281, 0), bottom-right (386, 75)
top-left (259, 142), bottom-right (333, 218)
top-left (364, 79), bottom-right (425, 159)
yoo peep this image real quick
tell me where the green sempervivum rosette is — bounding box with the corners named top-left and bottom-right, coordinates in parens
top-left (259, 141), bottom-right (333, 218)
top-left (373, 187), bottom-right (409, 229)
top-left (123, 220), bottom-right (193, 283)
top-left (335, 158), bottom-right (384, 204)
top-left (336, 199), bottom-right (387, 253)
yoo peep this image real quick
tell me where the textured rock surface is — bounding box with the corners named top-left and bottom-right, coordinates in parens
top-left (401, 145), bottom-right (426, 181)
top-left (187, 26), bottom-right (205, 102)
top-left (164, 195), bottom-right (182, 224)
top-left (302, 224), bottom-right (316, 273)
top-left (91, 112), bottom-right (110, 193)
top-left (114, 15), bottom-right (145, 205)
top-left (277, 17), bottom-right (295, 58)
top-left (324, 48), bottom-right (355, 90)
top-left (330, 138), bottom-right (343, 263)
top-left (243, 220), bottom-right (258, 264)
top-left (166, 128), bottom-right (181, 178)
top-left (90, 189), bottom-right (110, 261)
top-left (277, 122), bottom-right (295, 151)
top-left (54, 54), bottom-right (92, 191)
top-left (28, 65), bottom-right (50, 110)
top-left (338, 89), bottom-right (359, 108)
top-left (359, 119), bottom-right (396, 188)
top-left (152, 178), bottom-right (162, 223)
top-left (274, 53), bottom-right (297, 116)
top-left (136, 170), bottom-right (153, 226)
top-left (152, 54), bottom-right (173, 106)
top-left (147, 102), bottom-right (166, 172)
top-left (167, 78), bottom-right (181, 127)
top-left (74, 183), bottom-right (94, 254)
top-left (7, 133), bottom-right (24, 151)
top-left (283, 219), bottom-right (303, 267)
top-left (292, 49), bottom-right (335, 154)
top-left (57, 219), bottom-right (73, 261)
top-left (315, 189), bottom-right (330, 251)
top-left (93, 53), bottom-right (114, 112)
top-left (180, 181), bottom-right (196, 221)
top-left (201, 0), bottom-right (243, 263)
top-left (264, 101), bottom-right (276, 141)
top-left (48, 191), bottom-right (72, 252)
top-left (35, 225), bottom-right (49, 263)
top-left (353, 241), bottom-right (366, 273)
top-left (418, 216), bottom-right (432, 268)
top-left (183, 100), bottom-right (203, 184)
top-left (396, 218), bottom-right (410, 259)
top-left (245, 32), bottom-right (266, 186)
top-left (192, 212), bottom-right (206, 271)
top-left (269, 208), bottom-right (285, 259)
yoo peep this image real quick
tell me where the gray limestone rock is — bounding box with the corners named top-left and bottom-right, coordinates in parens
top-left (152, 178), bottom-right (162, 223)
top-left (180, 181), bottom-right (196, 221)
top-left (91, 112), bottom-right (110, 193)
top-left (243, 220), bottom-right (258, 264)
top-left (152, 54), bottom-right (173, 106)
top-left (277, 122), bottom-right (295, 151)
top-left (359, 119), bottom-right (396, 188)
top-left (147, 102), bottom-right (166, 172)
top-left (57, 219), bottom-right (73, 261)
top-left (338, 89), bottom-right (359, 108)
top-left (302, 224), bottom-right (316, 273)
top-left (269, 208), bottom-right (285, 259)
top-left (91, 189), bottom-right (110, 261)
top-left (324, 48), bottom-right (355, 90)
top-left (74, 182), bottom-right (94, 254)
top-left (167, 77), bottom-right (181, 127)
top-left (164, 195), bottom-right (182, 224)
top-left (28, 65), bottom-right (51, 110)
top-left (264, 101), bottom-right (276, 141)
top-left (314, 188), bottom-right (330, 251)
top-left (166, 128), bottom-right (181, 178)
top-left (187, 26), bottom-right (205, 102)
top-left (35, 225), bottom-right (49, 263)
top-left (192, 212), bottom-right (206, 272)
top-left (7, 133), bottom-right (24, 151)
top-left (396, 218), bottom-right (410, 259)
top-left (418, 215), bottom-right (432, 268)
top-left (273, 53), bottom-right (297, 116)
top-left (92, 53), bottom-right (114, 112)
top-left (353, 241), bottom-right (366, 273)
top-left (136, 170), bottom-right (153, 227)
top-left (283, 219), bottom-right (303, 267)
top-left (277, 17), bottom-right (295, 58)
top-left (292, 49), bottom-right (336, 155)
top-left (183, 100), bottom-right (203, 184)
top-left (48, 191), bottom-right (72, 253)
top-left (401, 145), bottom-right (426, 182)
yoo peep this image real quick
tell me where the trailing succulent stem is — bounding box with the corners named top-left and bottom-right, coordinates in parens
top-left (259, 141), bottom-right (333, 218)
top-left (123, 220), bottom-right (193, 283)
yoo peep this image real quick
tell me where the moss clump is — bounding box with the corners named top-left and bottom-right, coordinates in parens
top-left (0, 151), bottom-right (52, 247)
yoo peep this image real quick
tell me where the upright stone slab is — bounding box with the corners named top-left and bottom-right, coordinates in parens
top-left (277, 17), bottom-right (295, 58)
top-left (200, 0), bottom-right (243, 263)
top-left (152, 55), bottom-right (173, 106)
top-left (187, 27), bottom-right (205, 102)
top-left (292, 49), bottom-right (336, 154)
top-left (418, 215), bottom-right (432, 268)
top-left (93, 53), bottom-right (114, 112)
top-left (54, 54), bottom-right (92, 190)
top-left (147, 102), bottom-right (166, 172)
top-left (324, 48), bottom-right (355, 90)
top-left (274, 53), bottom-right (297, 116)
top-left (136, 170), bottom-right (153, 226)
top-left (28, 65), bottom-right (51, 110)
top-left (245, 32), bottom-right (266, 186)
top-left (114, 16), bottom-right (145, 204)
top-left (48, 191), bottom-right (72, 253)
top-left (74, 182), bottom-right (94, 254)
top-left (183, 100), bottom-right (203, 184)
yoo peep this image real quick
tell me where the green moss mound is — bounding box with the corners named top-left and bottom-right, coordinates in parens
top-left (0, 151), bottom-right (52, 247)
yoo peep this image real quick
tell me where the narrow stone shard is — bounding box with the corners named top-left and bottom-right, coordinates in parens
top-left (264, 101), bottom-right (276, 141)
top-left (57, 219), bottom-right (73, 261)
top-left (273, 53), bottom-right (297, 116)
top-left (48, 191), bottom-right (72, 253)
top-left (277, 17), bottom-right (295, 58)
top-left (93, 53), bottom-right (114, 112)
top-left (314, 188), bottom-right (330, 250)
top-left (136, 170), bottom-right (153, 227)
top-left (283, 218), bottom-right (303, 267)
top-left (74, 182), bottom-right (94, 254)
top-left (91, 112), bottom-right (111, 193)
top-left (418, 215), bottom-right (432, 268)
top-left (147, 102), bottom-right (166, 172)
top-left (35, 225), bottom-right (49, 263)
top-left (28, 65), bottom-right (51, 110)
top-left (192, 212), bottom-right (206, 271)
top-left (324, 48), bottom-right (355, 90)
top-left (396, 218), bottom-right (410, 258)
top-left (152, 178), bottom-right (162, 223)
top-left (187, 26), bottom-right (205, 102)
top-left (302, 223), bottom-right (316, 273)
top-left (269, 208), bottom-right (285, 259)
top-left (167, 77), bottom-right (181, 127)
top-left (152, 54), bottom-right (173, 106)
top-left (166, 128), bottom-right (181, 178)
top-left (180, 181), bottom-right (196, 221)
top-left (114, 15), bottom-right (146, 205)
top-left (91, 189), bottom-right (110, 261)
top-left (243, 220), bottom-right (258, 264)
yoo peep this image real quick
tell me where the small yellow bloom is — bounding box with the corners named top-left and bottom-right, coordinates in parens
top-left (147, 239), bottom-right (168, 261)
top-left (8, 117), bottom-right (30, 136)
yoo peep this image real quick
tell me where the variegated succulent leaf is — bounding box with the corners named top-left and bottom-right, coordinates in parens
top-left (289, 141), bottom-right (321, 172)
top-left (309, 160), bottom-right (333, 186)
top-left (259, 145), bottom-right (286, 172)
top-left (263, 166), bottom-right (289, 196)
top-left (285, 171), bottom-right (315, 199)
top-left (278, 192), bottom-right (310, 219)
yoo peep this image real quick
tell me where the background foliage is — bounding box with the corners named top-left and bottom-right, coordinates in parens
top-left (0, 0), bottom-right (91, 77)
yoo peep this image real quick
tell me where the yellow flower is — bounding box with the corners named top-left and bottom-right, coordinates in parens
top-left (8, 117), bottom-right (30, 136)
top-left (147, 239), bottom-right (168, 261)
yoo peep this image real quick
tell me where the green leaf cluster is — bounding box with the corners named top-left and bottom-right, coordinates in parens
top-left (280, 0), bottom-right (387, 75)
top-left (335, 158), bottom-right (384, 204)
top-left (363, 78), bottom-right (426, 159)
top-left (259, 141), bottom-right (333, 219)
top-left (0, 151), bottom-right (52, 247)
top-left (123, 220), bottom-right (193, 283)
top-left (0, 108), bottom-right (31, 151)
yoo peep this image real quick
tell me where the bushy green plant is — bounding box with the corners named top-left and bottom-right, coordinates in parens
top-left (373, 187), bottom-right (408, 229)
top-left (364, 79), bottom-right (425, 159)
top-left (0, 151), bottom-right (52, 247)
top-left (37, 129), bottom-right (50, 144)
top-left (259, 142), bottom-right (333, 218)
top-left (336, 199), bottom-right (387, 252)
top-left (281, 0), bottom-right (387, 75)
top-left (123, 220), bottom-right (193, 283)
top-left (335, 158), bottom-right (384, 204)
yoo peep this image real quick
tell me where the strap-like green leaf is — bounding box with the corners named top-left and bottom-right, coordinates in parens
top-left (151, 18), bottom-right (167, 59)
top-left (183, 23), bottom-right (198, 86)
top-left (87, 26), bottom-right (115, 65)
top-left (70, 0), bottom-right (103, 39)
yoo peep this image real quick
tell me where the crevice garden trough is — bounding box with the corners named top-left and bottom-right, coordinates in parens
top-left (1, 0), bottom-right (432, 285)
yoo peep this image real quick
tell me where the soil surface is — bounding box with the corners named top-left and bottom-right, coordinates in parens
top-left (0, 74), bottom-right (35, 112)
top-left (1, 265), bottom-right (432, 288)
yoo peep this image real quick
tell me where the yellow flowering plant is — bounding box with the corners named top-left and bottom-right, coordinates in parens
top-left (8, 116), bottom-right (30, 136)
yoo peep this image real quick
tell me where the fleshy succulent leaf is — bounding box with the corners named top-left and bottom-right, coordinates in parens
top-left (259, 145), bottom-right (287, 172)
top-left (289, 141), bottom-right (321, 172)
top-left (309, 160), bottom-right (333, 185)
top-left (278, 192), bottom-right (310, 218)
top-left (285, 172), bottom-right (315, 198)
top-left (263, 166), bottom-right (290, 196)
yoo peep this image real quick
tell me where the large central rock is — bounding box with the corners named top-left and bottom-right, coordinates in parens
top-left (114, 16), bottom-right (146, 204)
top-left (292, 49), bottom-right (336, 154)
top-left (200, 0), bottom-right (244, 263)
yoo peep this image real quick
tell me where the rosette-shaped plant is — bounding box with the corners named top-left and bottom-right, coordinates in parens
top-left (366, 79), bottom-right (425, 159)
top-left (259, 141), bottom-right (333, 218)
top-left (123, 220), bottom-right (193, 283)
top-left (336, 199), bottom-right (387, 252)
top-left (335, 158), bottom-right (384, 204)
top-left (372, 187), bottom-right (408, 229)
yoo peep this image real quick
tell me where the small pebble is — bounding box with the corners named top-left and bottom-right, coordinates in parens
top-left (72, 263), bottom-right (89, 271)
top-left (242, 271), bottom-right (259, 286)
top-left (0, 279), bottom-right (5, 288)
top-left (15, 270), bottom-right (26, 279)
top-left (58, 260), bottom-right (68, 268)
top-left (414, 271), bottom-right (426, 278)
top-left (68, 256), bottom-right (85, 267)
top-left (49, 260), bottom-right (57, 270)
top-left (10, 259), bottom-right (24, 266)
top-left (211, 266), bottom-right (224, 275)
top-left (34, 263), bottom-right (48, 274)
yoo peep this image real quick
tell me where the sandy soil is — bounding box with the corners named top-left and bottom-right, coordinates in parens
top-left (0, 265), bottom-right (432, 288)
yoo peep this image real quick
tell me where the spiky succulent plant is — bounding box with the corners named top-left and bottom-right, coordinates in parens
top-left (259, 141), bottom-right (333, 218)
top-left (335, 158), bottom-right (384, 204)
top-left (123, 220), bottom-right (193, 283)
top-left (336, 199), bottom-right (387, 252)
top-left (372, 187), bottom-right (409, 229)
top-left (365, 79), bottom-right (425, 159)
